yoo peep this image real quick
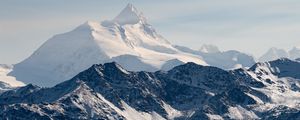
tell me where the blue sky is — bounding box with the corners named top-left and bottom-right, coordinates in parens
top-left (1, 0), bottom-right (300, 64)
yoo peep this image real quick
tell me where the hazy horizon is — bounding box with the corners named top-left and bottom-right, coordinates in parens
top-left (1, 0), bottom-right (300, 64)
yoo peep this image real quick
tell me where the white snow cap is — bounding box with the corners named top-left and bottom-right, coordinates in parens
top-left (113, 3), bottom-right (147, 25)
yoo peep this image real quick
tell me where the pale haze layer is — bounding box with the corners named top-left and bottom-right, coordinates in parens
top-left (1, 0), bottom-right (300, 64)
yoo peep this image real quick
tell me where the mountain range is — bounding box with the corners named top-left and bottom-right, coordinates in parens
top-left (259, 47), bottom-right (300, 62)
top-left (1, 58), bottom-right (300, 119)
top-left (1, 3), bottom-right (300, 120)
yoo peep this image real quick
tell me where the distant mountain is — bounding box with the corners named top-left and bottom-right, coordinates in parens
top-left (289, 47), bottom-right (300, 60)
top-left (174, 45), bottom-right (256, 69)
top-left (2, 58), bottom-right (300, 119)
top-left (10, 4), bottom-right (207, 87)
top-left (259, 47), bottom-right (289, 62)
top-left (259, 47), bottom-right (300, 62)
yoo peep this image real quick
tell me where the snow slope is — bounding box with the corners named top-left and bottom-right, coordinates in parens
top-left (10, 4), bottom-right (207, 87)
top-left (0, 64), bottom-right (24, 87)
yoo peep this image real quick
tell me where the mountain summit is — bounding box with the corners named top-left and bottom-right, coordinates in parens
top-left (113, 3), bottom-right (146, 25)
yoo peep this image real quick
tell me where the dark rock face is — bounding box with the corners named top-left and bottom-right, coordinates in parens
top-left (1, 59), bottom-right (300, 119)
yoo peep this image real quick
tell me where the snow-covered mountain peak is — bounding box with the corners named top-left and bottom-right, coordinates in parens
top-left (268, 47), bottom-right (288, 55)
top-left (259, 47), bottom-right (289, 62)
top-left (259, 46), bottom-right (300, 61)
top-left (9, 4), bottom-right (208, 87)
top-left (113, 3), bottom-right (146, 25)
top-left (289, 46), bottom-right (300, 60)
